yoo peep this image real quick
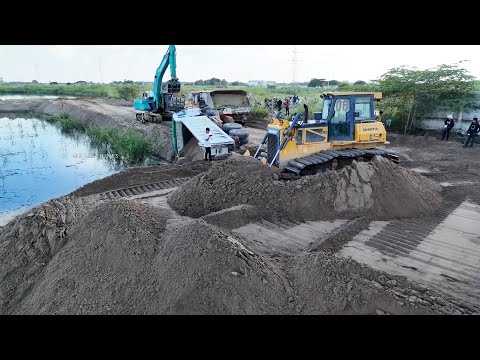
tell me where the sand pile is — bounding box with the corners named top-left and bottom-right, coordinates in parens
top-left (0, 196), bottom-right (88, 312)
top-left (1, 195), bottom-right (473, 315)
top-left (168, 156), bottom-right (442, 223)
top-left (6, 200), bottom-right (288, 314)
top-left (290, 250), bottom-right (472, 315)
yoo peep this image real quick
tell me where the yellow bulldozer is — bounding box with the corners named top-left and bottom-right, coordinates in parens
top-left (253, 92), bottom-right (398, 176)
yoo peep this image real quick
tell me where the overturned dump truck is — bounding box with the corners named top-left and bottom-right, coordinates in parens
top-left (191, 89), bottom-right (252, 125)
top-left (172, 108), bottom-right (235, 160)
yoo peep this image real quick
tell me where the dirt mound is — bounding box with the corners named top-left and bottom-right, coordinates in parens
top-left (168, 156), bottom-right (442, 223)
top-left (7, 201), bottom-right (287, 314)
top-left (291, 250), bottom-right (470, 315)
top-left (0, 195), bottom-right (88, 313)
top-left (71, 161), bottom-right (212, 197)
top-left (179, 137), bottom-right (205, 162)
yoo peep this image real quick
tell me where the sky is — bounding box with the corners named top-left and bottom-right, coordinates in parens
top-left (1, 45), bottom-right (480, 84)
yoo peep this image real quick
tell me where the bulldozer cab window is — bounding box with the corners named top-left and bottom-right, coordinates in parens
top-left (322, 99), bottom-right (332, 120)
top-left (329, 98), bottom-right (353, 141)
top-left (305, 128), bottom-right (326, 143)
top-left (296, 130), bottom-right (304, 144)
top-left (354, 96), bottom-right (373, 121)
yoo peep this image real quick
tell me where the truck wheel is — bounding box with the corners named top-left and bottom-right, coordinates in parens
top-left (229, 129), bottom-right (249, 140)
top-left (223, 116), bottom-right (235, 123)
top-left (136, 113), bottom-right (143, 122)
top-left (230, 135), bottom-right (241, 150)
top-left (223, 123), bottom-right (242, 133)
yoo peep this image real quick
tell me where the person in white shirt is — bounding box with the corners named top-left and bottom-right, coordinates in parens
top-left (204, 127), bottom-right (213, 161)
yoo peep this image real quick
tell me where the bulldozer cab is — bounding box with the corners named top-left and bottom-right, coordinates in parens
top-left (321, 92), bottom-right (379, 141)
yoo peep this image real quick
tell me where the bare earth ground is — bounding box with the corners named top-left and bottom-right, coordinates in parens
top-left (1, 98), bottom-right (480, 314)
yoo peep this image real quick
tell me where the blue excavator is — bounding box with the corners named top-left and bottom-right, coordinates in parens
top-left (134, 45), bottom-right (185, 123)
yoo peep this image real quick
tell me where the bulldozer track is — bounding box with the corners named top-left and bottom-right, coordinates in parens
top-left (91, 178), bottom-right (190, 201)
top-left (283, 148), bottom-right (399, 176)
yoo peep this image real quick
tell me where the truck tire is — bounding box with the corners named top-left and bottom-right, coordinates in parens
top-left (223, 116), bottom-right (235, 123)
top-left (223, 123), bottom-right (242, 133)
top-left (230, 135), bottom-right (241, 150)
top-left (229, 129), bottom-right (249, 140)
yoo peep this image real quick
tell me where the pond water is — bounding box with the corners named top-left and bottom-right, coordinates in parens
top-left (0, 95), bottom-right (77, 100)
top-left (0, 116), bottom-right (127, 225)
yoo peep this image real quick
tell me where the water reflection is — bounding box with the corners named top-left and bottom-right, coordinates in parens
top-left (0, 95), bottom-right (77, 100)
top-left (0, 116), bottom-right (127, 224)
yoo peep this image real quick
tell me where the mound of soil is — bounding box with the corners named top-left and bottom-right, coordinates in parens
top-left (168, 156), bottom-right (442, 222)
top-left (291, 250), bottom-right (466, 315)
top-left (6, 201), bottom-right (288, 314)
top-left (0, 195), bottom-right (88, 313)
top-left (1, 195), bottom-right (472, 315)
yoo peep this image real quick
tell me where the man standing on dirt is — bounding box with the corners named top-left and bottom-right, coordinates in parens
top-left (441, 114), bottom-right (455, 141)
top-left (204, 127), bottom-right (213, 161)
top-left (464, 117), bottom-right (480, 148)
top-left (285, 98), bottom-right (290, 116)
top-left (277, 99), bottom-right (282, 111)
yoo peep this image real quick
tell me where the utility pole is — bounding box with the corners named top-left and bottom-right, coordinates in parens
top-left (98, 56), bottom-right (103, 84)
top-left (290, 46), bottom-right (303, 87)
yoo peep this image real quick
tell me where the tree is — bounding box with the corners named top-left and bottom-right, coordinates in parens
top-left (353, 80), bottom-right (366, 85)
top-left (116, 84), bottom-right (140, 101)
top-left (328, 80), bottom-right (340, 86)
top-left (221, 79), bottom-right (228, 86)
top-left (205, 77), bottom-right (221, 86)
top-left (377, 62), bottom-right (478, 134)
top-left (194, 79), bottom-right (204, 86)
top-left (308, 78), bottom-right (326, 87)
top-left (32, 80), bottom-right (39, 84)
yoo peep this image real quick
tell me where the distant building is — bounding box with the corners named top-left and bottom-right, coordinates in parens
top-left (247, 80), bottom-right (276, 87)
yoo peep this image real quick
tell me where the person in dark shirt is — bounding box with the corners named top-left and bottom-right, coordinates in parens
top-left (464, 117), bottom-right (480, 148)
top-left (277, 99), bottom-right (282, 111)
top-left (441, 115), bottom-right (455, 141)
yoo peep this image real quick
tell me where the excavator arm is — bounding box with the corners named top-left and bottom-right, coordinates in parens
top-left (134, 45), bottom-right (181, 114)
top-left (153, 45), bottom-right (181, 111)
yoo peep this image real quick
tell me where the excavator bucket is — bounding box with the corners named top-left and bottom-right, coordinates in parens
top-left (167, 80), bottom-right (181, 94)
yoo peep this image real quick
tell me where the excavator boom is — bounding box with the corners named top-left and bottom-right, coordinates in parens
top-left (133, 45), bottom-right (182, 120)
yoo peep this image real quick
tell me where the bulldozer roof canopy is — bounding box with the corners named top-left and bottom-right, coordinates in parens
top-left (322, 92), bottom-right (382, 100)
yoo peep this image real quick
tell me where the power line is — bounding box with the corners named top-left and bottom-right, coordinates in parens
top-left (98, 56), bottom-right (103, 84)
top-left (290, 46), bottom-right (303, 85)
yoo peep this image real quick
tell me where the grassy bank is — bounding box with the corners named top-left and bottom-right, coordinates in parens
top-left (43, 113), bottom-right (151, 163)
top-left (0, 83), bottom-right (151, 99)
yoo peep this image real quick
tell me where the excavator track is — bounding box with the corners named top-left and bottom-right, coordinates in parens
top-left (283, 148), bottom-right (399, 176)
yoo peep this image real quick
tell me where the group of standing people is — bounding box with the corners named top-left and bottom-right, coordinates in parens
top-left (441, 114), bottom-right (480, 148)
top-left (264, 95), bottom-right (299, 113)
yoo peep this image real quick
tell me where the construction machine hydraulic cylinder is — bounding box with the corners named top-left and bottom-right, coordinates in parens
top-left (269, 113), bottom-right (302, 167)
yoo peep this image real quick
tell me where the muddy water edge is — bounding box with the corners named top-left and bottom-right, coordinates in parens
top-left (0, 114), bottom-right (155, 225)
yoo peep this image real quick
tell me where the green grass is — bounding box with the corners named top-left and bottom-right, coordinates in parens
top-left (42, 113), bottom-right (151, 164)
top-left (43, 113), bottom-right (86, 133)
top-left (86, 126), bottom-right (151, 164)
